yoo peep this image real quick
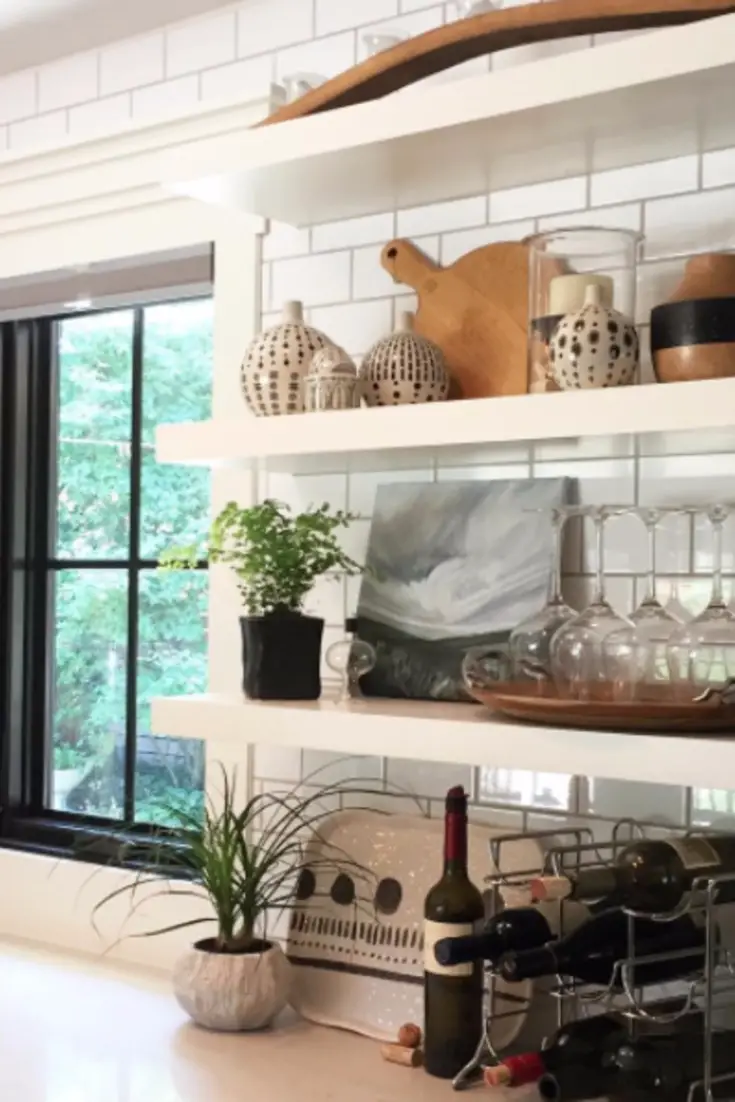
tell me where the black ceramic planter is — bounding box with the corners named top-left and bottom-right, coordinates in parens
top-left (240, 611), bottom-right (324, 700)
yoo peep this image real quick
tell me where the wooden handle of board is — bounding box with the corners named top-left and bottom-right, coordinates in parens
top-left (381, 239), bottom-right (441, 293)
top-left (258, 0), bottom-right (735, 125)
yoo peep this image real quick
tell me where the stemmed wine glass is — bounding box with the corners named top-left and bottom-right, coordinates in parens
top-left (602, 508), bottom-right (683, 700)
top-left (667, 505), bottom-right (735, 697)
top-left (550, 507), bottom-right (634, 701)
top-left (325, 620), bottom-right (377, 703)
top-left (508, 506), bottom-right (577, 691)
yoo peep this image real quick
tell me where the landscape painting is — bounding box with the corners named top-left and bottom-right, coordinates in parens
top-left (356, 479), bottom-right (572, 702)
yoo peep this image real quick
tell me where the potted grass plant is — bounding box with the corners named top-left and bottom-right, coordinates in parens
top-left (162, 498), bottom-right (362, 700)
top-left (93, 770), bottom-right (375, 1032)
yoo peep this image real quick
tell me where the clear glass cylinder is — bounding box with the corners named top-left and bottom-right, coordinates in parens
top-left (525, 227), bottom-right (643, 394)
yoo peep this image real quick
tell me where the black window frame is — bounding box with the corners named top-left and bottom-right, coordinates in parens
top-left (0, 296), bottom-right (209, 860)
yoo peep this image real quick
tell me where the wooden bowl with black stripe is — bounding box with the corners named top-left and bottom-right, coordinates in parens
top-left (651, 254), bottom-right (735, 383)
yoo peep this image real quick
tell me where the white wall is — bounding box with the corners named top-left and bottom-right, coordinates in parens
top-left (3, 0), bottom-right (735, 965)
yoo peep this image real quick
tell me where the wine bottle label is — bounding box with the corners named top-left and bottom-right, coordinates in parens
top-left (424, 920), bottom-right (475, 977)
top-left (668, 837), bottom-right (720, 870)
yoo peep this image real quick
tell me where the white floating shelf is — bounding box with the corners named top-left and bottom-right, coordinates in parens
top-left (151, 693), bottom-right (735, 791)
top-left (168, 15), bottom-right (735, 226)
top-left (157, 377), bottom-right (735, 472)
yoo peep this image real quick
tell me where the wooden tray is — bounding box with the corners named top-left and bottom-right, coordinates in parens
top-left (259, 0), bottom-right (735, 125)
top-left (470, 682), bottom-right (735, 732)
top-left (381, 238), bottom-right (529, 397)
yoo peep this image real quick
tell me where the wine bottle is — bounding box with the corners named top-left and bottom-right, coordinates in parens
top-left (434, 900), bottom-right (589, 968)
top-left (485, 1015), bottom-right (625, 1088)
top-left (532, 834), bottom-right (735, 914)
top-left (498, 908), bottom-right (706, 986)
top-left (423, 785), bottom-right (485, 1080)
top-left (539, 1029), bottom-right (735, 1102)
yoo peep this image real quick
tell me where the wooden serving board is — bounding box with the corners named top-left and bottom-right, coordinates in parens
top-left (259, 0), bottom-right (735, 125)
top-left (381, 237), bottom-right (529, 398)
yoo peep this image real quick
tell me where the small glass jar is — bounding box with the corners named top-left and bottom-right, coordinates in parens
top-left (525, 228), bottom-right (643, 394)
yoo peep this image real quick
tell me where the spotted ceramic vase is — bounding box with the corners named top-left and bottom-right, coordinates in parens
top-left (173, 940), bottom-right (291, 1032)
top-left (360, 311), bottom-right (450, 406)
top-left (549, 283), bottom-right (639, 390)
top-left (241, 300), bottom-right (331, 416)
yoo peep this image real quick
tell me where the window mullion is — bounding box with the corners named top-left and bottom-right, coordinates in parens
top-left (124, 308), bottom-right (145, 823)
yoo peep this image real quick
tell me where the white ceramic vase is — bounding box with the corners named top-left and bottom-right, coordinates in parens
top-left (360, 311), bottom-right (450, 406)
top-left (549, 283), bottom-right (639, 390)
top-left (173, 941), bottom-right (291, 1032)
top-left (241, 301), bottom-right (331, 416)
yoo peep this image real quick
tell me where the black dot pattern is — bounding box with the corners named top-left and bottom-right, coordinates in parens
top-left (241, 319), bottom-right (330, 416)
top-left (549, 303), bottom-right (639, 390)
top-left (375, 877), bottom-right (403, 915)
top-left (359, 332), bottom-right (449, 407)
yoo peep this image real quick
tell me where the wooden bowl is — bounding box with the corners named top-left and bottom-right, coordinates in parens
top-left (650, 297), bottom-right (735, 383)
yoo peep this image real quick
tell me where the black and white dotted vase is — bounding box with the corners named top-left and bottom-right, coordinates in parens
top-left (549, 283), bottom-right (639, 390)
top-left (241, 300), bottom-right (332, 416)
top-left (360, 312), bottom-right (449, 406)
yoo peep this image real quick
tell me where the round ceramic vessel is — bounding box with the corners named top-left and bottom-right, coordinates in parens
top-left (360, 312), bottom-right (449, 406)
top-left (173, 940), bottom-right (291, 1032)
top-left (549, 285), bottom-right (638, 390)
top-left (241, 301), bottom-right (331, 416)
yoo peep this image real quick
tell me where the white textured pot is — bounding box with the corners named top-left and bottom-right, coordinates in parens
top-left (173, 940), bottom-right (291, 1032)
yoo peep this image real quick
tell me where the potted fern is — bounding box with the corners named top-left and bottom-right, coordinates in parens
top-left (93, 770), bottom-right (375, 1032)
top-left (162, 498), bottom-right (362, 700)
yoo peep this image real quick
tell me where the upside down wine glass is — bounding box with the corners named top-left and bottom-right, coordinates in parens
top-left (508, 507), bottom-right (577, 690)
top-left (603, 508), bottom-right (683, 701)
top-left (667, 505), bottom-right (735, 698)
top-left (550, 507), bottom-right (633, 701)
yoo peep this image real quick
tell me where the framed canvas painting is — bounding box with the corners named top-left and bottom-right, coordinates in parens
top-left (356, 478), bottom-right (573, 702)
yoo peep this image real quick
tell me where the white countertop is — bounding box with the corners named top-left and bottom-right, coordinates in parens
top-left (0, 939), bottom-right (497, 1102)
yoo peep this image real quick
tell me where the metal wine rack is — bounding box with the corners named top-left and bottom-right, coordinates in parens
top-left (452, 818), bottom-right (735, 1101)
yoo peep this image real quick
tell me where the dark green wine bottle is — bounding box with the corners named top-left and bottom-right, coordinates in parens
top-left (423, 785), bottom-right (485, 1080)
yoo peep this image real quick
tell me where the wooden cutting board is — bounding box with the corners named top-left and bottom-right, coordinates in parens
top-left (259, 0), bottom-right (735, 124)
top-left (381, 238), bottom-right (529, 398)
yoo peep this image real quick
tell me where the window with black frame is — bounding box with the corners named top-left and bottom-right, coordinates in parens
top-left (0, 263), bottom-right (212, 845)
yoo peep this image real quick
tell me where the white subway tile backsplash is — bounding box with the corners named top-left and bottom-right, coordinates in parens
top-left (312, 213), bottom-right (394, 253)
top-left (262, 221), bottom-right (311, 261)
top-left (132, 75), bottom-right (200, 120)
top-left (537, 203), bottom-right (642, 234)
top-left (437, 463), bottom-right (531, 482)
top-left (348, 468), bottom-right (435, 515)
top-left (237, 0), bottom-right (315, 57)
top-left (310, 299), bottom-right (393, 356)
top-left (397, 196), bottom-right (486, 239)
top-left (100, 34), bottom-right (164, 96)
top-left (353, 237), bottom-right (438, 300)
top-left (387, 757), bottom-right (473, 800)
top-left (39, 52), bottom-right (98, 112)
top-left (644, 187), bottom-right (735, 259)
top-left (441, 220), bottom-right (535, 265)
top-left (254, 745), bottom-right (302, 782)
top-left (591, 156), bottom-right (698, 207)
top-left (201, 54), bottom-right (273, 102)
top-left (302, 750), bottom-right (384, 787)
top-left (490, 177), bottom-right (587, 222)
top-left (267, 472), bottom-right (348, 511)
top-left (276, 32), bottom-right (356, 82)
top-left (317, 0), bottom-right (398, 36)
top-left (589, 778), bottom-right (687, 826)
top-left (9, 110), bottom-right (67, 151)
top-left (339, 518), bottom-right (372, 563)
top-left (0, 70), bottom-right (36, 125)
top-left (68, 94), bottom-right (132, 138)
top-left (358, 8), bottom-right (444, 61)
top-left (167, 12), bottom-right (237, 77)
top-left (303, 573), bottom-right (346, 625)
top-left (271, 251), bottom-right (351, 309)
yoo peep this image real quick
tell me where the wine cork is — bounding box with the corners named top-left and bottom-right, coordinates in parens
top-left (397, 1023), bottom-right (422, 1049)
top-left (381, 1043), bottom-right (423, 1068)
top-left (484, 1064), bottom-right (512, 1087)
top-left (530, 875), bottom-right (573, 902)
top-left (548, 274), bottom-right (614, 315)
